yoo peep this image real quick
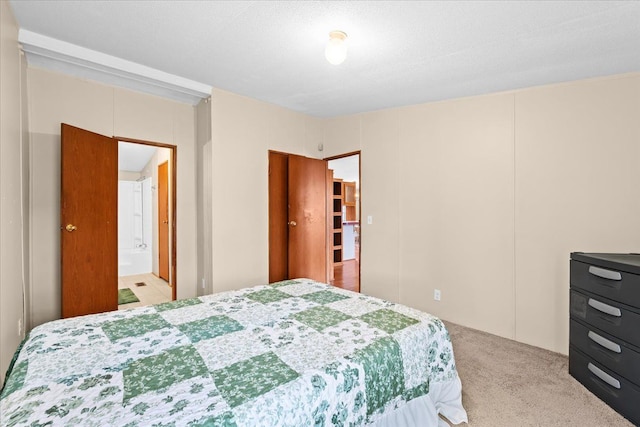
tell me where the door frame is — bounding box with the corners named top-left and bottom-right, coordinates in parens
top-left (116, 136), bottom-right (178, 301)
top-left (324, 151), bottom-right (361, 293)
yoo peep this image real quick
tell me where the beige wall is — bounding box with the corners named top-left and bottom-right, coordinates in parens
top-left (28, 68), bottom-right (197, 328)
top-left (0, 0), bottom-right (28, 383)
top-left (398, 94), bottom-right (516, 338)
top-left (118, 170), bottom-right (141, 181)
top-left (208, 88), bottom-right (322, 293)
top-left (514, 76), bottom-right (640, 351)
top-left (319, 74), bottom-right (640, 354)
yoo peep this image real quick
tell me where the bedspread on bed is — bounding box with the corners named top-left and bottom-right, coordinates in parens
top-left (1, 279), bottom-right (465, 426)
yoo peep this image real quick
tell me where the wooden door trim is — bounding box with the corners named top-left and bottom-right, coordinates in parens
top-left (323, 150), bottom-right (361, 161)
top-left (116, 136), bottom-right (177, 301)
top-left (114, 136), bottom-right (176, 150)
top-left (324, 151), bottom-right (361, 293)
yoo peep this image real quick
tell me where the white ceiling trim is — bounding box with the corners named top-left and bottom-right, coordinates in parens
top-left (18, 29), bottom-right (212, 105)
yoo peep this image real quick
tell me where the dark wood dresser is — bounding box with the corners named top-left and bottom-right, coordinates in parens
top-left (569, 252), bottom-right (640, 425)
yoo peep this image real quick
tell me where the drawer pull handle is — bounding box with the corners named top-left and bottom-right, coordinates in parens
top-left (588, 363), bottom-right (621, 389)
top-left (588, 331), bottom-right (621, 353)
top-left (588, 298), bottom-right (622, 317)
top-left (588, 266), bottom-right (622, 281)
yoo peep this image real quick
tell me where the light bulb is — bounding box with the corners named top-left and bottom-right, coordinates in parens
top-left (325, 31), bottom-right (348, 65)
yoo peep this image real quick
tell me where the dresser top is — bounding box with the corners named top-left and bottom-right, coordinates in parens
top-left (571, 252), bottom-right (640, 274)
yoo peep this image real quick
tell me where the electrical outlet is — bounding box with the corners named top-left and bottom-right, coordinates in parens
top-left (17, 318), bottom-right (23, 336)
top-left (434, 289), bottom-right (441, 301)
top-left (201, 278), bottom-right (206, 290)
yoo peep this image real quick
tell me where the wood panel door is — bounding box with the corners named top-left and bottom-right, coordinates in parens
top-left (158, 161), bottom-right (169, 281)
top-left (61, 124), bottom-right (118, 318)
top-left (287, 154), bottom-right (328, 282)
top-left (268, 152), bottom-right (289, 282)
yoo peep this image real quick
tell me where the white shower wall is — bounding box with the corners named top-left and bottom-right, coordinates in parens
top-left (118, 178), bottom-right (152, 276)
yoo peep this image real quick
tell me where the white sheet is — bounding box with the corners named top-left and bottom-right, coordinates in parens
top-left (373, 377), bottom-right (468, 426)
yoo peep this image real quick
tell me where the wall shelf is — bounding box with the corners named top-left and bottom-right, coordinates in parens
top-left (332, 178), bottom-right (343, 266)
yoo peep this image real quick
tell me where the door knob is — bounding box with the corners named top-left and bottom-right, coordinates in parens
top-left (65, 224), bottom-right (77, 232)
top-left (288, 220), bottom-right (297, 226)
top-left (163, 220), bottom-right (169, 224)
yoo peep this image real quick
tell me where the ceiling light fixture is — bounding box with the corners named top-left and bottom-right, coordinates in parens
top-left (325, 30), bottom-right (348, 65)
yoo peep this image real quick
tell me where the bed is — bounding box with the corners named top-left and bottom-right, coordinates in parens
top-left (1, 279), bottom-right (467, 426)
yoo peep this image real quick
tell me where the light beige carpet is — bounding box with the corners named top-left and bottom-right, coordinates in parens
top-left (444, 322), bottom-right (633, 426)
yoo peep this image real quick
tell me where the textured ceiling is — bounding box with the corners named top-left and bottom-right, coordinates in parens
top-left (9, 1), bottom-right (640, 117)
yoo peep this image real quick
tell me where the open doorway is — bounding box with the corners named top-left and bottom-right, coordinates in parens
top-left (60, 125), bottom-right (178, 317)
top-left (117, 141), bottom-right (175, 309)
top-left (327, 152), bottom-right (360, 292)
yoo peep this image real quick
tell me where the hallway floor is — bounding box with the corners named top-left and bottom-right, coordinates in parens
top-left (118, 273), bottom-right (172, 310)
top-left (331, 240), bottom-right (360, 292)
top-left (331, 259), bottom-right (359, 292)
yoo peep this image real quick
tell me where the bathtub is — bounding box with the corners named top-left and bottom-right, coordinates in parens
top-left (118, 246), bottom-right (152, 277)
top-left (118, 178), bottom-right (153, 277)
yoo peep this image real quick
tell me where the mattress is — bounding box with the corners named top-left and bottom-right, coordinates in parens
top-left (1, 279), bottom-right (467, 426)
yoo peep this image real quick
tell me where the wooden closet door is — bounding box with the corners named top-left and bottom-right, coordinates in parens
top-left (287, 154), bottom-right (328, 282)
top-left (269, 152), bottom-right (329, 283)
top-left (268, 152), bottom-right (289, 282)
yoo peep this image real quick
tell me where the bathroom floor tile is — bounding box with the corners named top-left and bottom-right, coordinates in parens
top-left (118, 273), bottom-right (172, 311)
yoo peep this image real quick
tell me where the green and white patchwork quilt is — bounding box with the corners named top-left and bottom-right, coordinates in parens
top-left (1, 279), bottom-right (464, 426)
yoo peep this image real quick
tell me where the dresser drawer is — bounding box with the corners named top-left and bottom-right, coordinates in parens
top-left (570, 318), bottom-right (640, 385)
top-left (570, 346), bottom-right (640, 426)
top-left (570, 289), bottom-right (640, 348)
top-left (570, 260), bottom-right (640, 306)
